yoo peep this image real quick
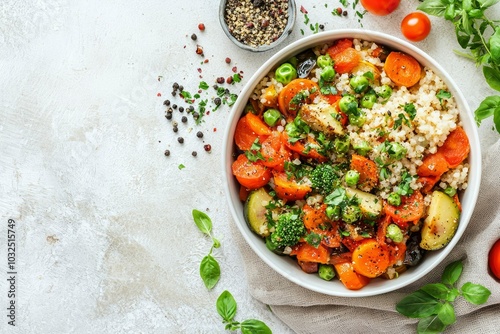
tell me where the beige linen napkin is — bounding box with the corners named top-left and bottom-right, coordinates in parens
top-left (231, 140), bottom-right (500, 334)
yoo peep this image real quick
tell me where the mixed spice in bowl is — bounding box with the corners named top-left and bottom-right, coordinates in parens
top-left (222, 30), bottom-right (481, 296)
top-left (219, 0), bottom-right (296, 52)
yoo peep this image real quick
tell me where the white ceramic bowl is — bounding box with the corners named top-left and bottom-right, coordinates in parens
top-left (222, 29), bottom-right (481, 297)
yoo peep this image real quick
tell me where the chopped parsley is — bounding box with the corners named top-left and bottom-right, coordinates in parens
top-left (244, 139), bottom-right (265, 162)
top-left (198, 81), bottom-right (209, 90)
top-left (305, 231), bottom-right (322, 248)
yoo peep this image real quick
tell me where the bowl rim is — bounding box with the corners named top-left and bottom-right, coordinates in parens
top-left (218, 0), bottom-right (296, 52)
top-left (222, 29), bottom-right (482, 297)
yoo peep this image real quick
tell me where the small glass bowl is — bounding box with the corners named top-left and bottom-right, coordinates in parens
top-left (219, 0), bottom-right (296, 52)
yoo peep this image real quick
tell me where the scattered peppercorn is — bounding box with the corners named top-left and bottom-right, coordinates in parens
top-left (225, 57), bottom-right (231, 64)
top-left (178, 137), bottom-right (184, 144)
top-left (192, 151), bottom-right (197, 157)
top-left (213, 84), bottom-right (219, 90)
top-left (188, 105), bottom-right (195, 112)
top-left (196, 131), bottom-right (204, 138)
top-left (193, 112), bottom-right (200, 120)
top-left (181, 116), bottom-right (188, 123)
top-left (163, 99), bottom-right (171, 106)
top-left (173, 126), bottom-right (179, 133)
top-left (173, 82), bottom-right (179, 90)
top-left (164, 149), bottom-right (170, 156)
top-left (179, 85), bottom-right (184, 92)
top-left (172, 104), bottom-right (178, 109)
top-left (171, 91), bottom-right (176, 96)
top-left (198, 23), bottom-right (205, 31)
top-left (343, 10), bottom-right (348, 16)
top-left (226, 76), bottom-right (233, 84)
top-left (165, 113), bottom-right (173, 120)
top-left (216, 77), bottom-right (225, 84)
top-left (191, 33), bottom-right (197, 40)
top-left (196, 45), bottom-right (204, 55)
top-left (204, 144), bottom-right (212, 152)
top-left (214, 97), bottom-right (221, 106)
top-left (319, 24), bottom-right (324, 30)
top-left (179, 106), bottom-right (184, 112)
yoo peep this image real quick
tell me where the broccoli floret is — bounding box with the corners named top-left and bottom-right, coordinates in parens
top-left (271, 211), bottom-right (306, 248)
top-left (310, 163), bottom-right (338, 194)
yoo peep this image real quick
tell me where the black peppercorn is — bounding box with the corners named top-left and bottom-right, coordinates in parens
top-left (172, 104), bottom-right (177, 109)
top-left (164, 149), bottom-right (170, 156)
top-left (181, 116), bottom-right (188, 123)
top-left (193, 112), bottom-right (200, 120)
top-left (188, 105), bottom-right (195, 112)
top-left (196, 131), bottom-right (204, 138)
top-left (214, 97), bottom-right (221, 106)
top-left (173, 126), bottom-right (179, 133)
top-left (191, 33), bottom-right (197, 40)
top-left (319, 24), bottom-right (324, 30)
top-left (192, 151), bottom-right (197, 157)
top-left (179, 85), bottom-right (184, 92)
top-left (178, 137), bottom-right (184, 144)
top-left (163, 99), bottom-right (171, 106)
top-left (165, 113), bottom-right (172, 120)
top-left (171, 91), bottom-right (176, 96)
top-left (173, 82), bottom-right (179, 90)
top-left (179, 106), bottom-right (184, 113)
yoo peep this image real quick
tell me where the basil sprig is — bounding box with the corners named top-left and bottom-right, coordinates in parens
top-left (396, 260), bottom-right (491, 334)
top-left (417, 0), bottom-right (500, 133)
top-left (192, 209), bottom-right (221, 289)
top-left (216, 290), bottom-right (272, 334)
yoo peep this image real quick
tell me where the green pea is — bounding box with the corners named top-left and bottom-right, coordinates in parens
top-left (349, 111), bottom-right (366, 127)
top-left (326, 205), bottom-right (341, 220)
top-left (317, 54), bottom-right (333, 69)
top-left (263, 109), bottom-right (282, 127)
top-left (318, 264), bottom-right (335, 281)
top-left (342, 205), bottom-right (362, 224)
top-left (444, 186), bottom-right (457, 197)
top-left (339, 95), bottom-right (358, 114)
top-left (345, 170), bottom-right (360, 187)
top-left (350, 75), bottom-right (370, 94)
top-left (388, 192), bottom-right (401, 206)
top-left (334, 136), bottom-right (350, 155)
top-left (320, 65), bottom-right (336, 82)
top-left (275, 63), bottom-right (297, 85)
top-left (353, 140), bottom-right (371, 156)
top-left (285, 122), bottom-right (300, 138)
top-left (377, 85), bottom-right (393, 99)
top-left (361, 94), bottom-right (377, 109)
top-left (386, 224), bottom-right (403, 243)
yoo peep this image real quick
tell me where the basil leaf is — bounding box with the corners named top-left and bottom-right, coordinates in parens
top-left (441, 260), bottom-right (463, 285)
top-left (489, 28), bottom-right (500, 63)
top-left (455, 27), bottom-right (470, 49)
top-left (216, 290), bottom-right (237, 323)
top-left (192, 209), bottom-right (212, 235)
top-left (200, 254), bottom-right (220, 290)
top-left (446, 288), bottom-right (460, 302)
top-left (437, 302), bottom-right (456, 326)
top-left (417, 0), bottom-right (448, 17)
top-left (474, 96), bottom-right (500, 125)
top-left (478, 0), bottom-right (500, 9)
top-left (396, 290), bottom-right (441, 318)
top-left (421, 283), bottom-right (450, 300)
top-left (461, 12), bottom-right (473, 36)
top-left (417, 314), bottom-right (447, 334)
top-left (483, 66), bottom-right (500, 92)
top-left (461, 282), bottom-right (492, 305)
top-left (240, 319), bottom-right (272, 334)
top-left (493, 106), bottom-right (500, 132)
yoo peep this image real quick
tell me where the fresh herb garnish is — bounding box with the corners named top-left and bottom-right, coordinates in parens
top-left (178, 164), bottom-right (186, 170)
top-left (436, 89), bottom-right (452, 104)
top-left (192, 209), bottom-right (221, 289)
top-left (417, 0), bottom-right (500, 133)
top-left (232, 73), bottom-right (241, 83)
top-left (199, 81), bottom-right (209, 90)
top-left (396, 260), bottom-right (491, 334)
top-left (216, 290), bottom-right (272, 333)
top-left (403, 102), bottom-right (417, 120)
top-left (305, 231), bottom-right (322, 248)
top-left (245, 138), bottom-right (265, 162)
top-left (396, 171), bottom-right (415, 196)
top-left (394, 113), bottom-right (411, 129)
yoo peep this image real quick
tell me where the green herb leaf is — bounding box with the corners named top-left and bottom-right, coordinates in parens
top-left (216, 290), bottom-right (237, 323)
top-left (461, 282), bottom-right (492, 305)
top-left (396, 290), bottom-right (441, 318)
top-left (403, 102), bottom-right (417, 120)
top-left (417, 0), bottom-right (449, 17)
top-left (420, 283), bottom-right (450, 300)
top-left (200, 254), bottom-right (221, 290)
top-left (489, 28), bottom-right (500, 62)
top-left (478, 0), bottom-right (500, 9)
top-left (436, 90), bottom-right (452, 104)
top-left (192, 209), bottom-right (212, 235)
top-left (305, 232), bottom-right (322, 248)
top-left (417, 314), bottom-right (447, 334)
top-left (240, 319), bottom-right (272, 334)
top-left (178, 164), bottom-right (185, 170)
top-left (181, 91), bottom-right (192, 100)
top-left (483, 66), bottom-right (500, 92)
top-left (199, 81), bottom-right (209, 90)
top-left (441, 260), bottom-right (463, 285)
top-left (475, 95), bottom-right (500, 125)
top-left (324, 187), bottom-right (347, 207)
top-left (437, 302), bottom-right (456, 326)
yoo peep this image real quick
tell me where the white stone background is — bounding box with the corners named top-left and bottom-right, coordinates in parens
top-left (0, 0), bottom-right (499, 333)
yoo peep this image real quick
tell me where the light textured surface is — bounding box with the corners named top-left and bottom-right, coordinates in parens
top-left (0, 0), bottom-right (499, 333)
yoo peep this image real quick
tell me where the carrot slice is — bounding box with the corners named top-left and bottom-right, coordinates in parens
top-left (232, 154), bottom-right (271, 190)
top-left (326, 38), bottom-right (353, 58)
top-left (351, 239), bottom-right (390, 278)
top-left (384, 51), bottom-right (421, 87)
top-left (318, 227), bottom-right (342, 248)
top-left (273, 171), bottom-right (312, 201)
top-left (297, 261), bottom-right (319, 273)
top-left (302, 204), bottom-right (329, 230)
top-left (260, 132), bottom-right (291, 172)
top-left (333, 47), bottom-right (361, 74)
top-left (282, 132), bottom-right (328, 162)
top-left (417, 175), bottom-right (440, 194)
top-left (341, 237), bottom-right (364, 253)
top-left (333, 262), bottom-right (371, 290)
top-left (387, 242), bottom-right (407, 267)
top-left (437, 126), bottom-right (470, 168)
top-left (384, 190), bottom-right (425, 224)
top-left (291, 242), bottom-right (330, 264)
top-left (417, 152), bottom-right (449, 178)
top-left (278, 79), bottom-right (320, 117)
top-left (350, 154), bottom-right (379, 189)
top-left (245, 112), bottom-right (272, 136)
top-left (329, 252), bottom-right (353, 265)
top-left (239, 185), bottom-right (250, 202)
top-left (376, 215), bottom-right (392, 246)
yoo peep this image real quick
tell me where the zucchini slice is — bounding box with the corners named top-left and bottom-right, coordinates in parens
top-left (244, 188), bottom-right (273, 237)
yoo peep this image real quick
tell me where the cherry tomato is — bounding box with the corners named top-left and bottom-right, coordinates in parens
top-left (489, 238), bottom-right (500, 280)
top-left (360, 0), bottom-right (400, 16)
top-left (401, 12), bottom-right (432, 42)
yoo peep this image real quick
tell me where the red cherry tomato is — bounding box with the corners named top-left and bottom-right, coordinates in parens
top-left (489, 239), bottom-right (500, 280)
top-left (360, 0), bottom-right (400, 16)
top-left (401, 12), bottom-right (432, 42)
